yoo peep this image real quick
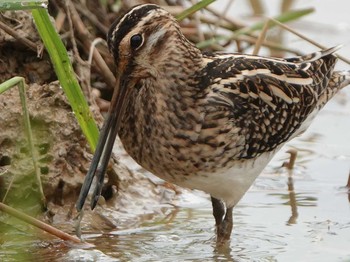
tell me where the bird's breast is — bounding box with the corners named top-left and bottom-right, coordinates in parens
top-left (117, 84), bottom-right (242, 182)
top-left (117, 79), bottom-right (283, 207)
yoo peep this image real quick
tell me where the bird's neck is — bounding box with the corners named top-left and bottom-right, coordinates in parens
top-left (139, 31), bottom-right (205, 82)
top-left (120, 38), bottom-right (207, 167)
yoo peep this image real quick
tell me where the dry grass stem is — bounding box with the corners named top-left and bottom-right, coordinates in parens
top-left (252, 19), bottom-right (270, 55)
top-left (269, 17), bottom-right (350, 64)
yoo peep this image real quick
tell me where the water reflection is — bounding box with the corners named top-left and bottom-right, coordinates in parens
top-left (286, 171), bottom-right (298, 225)
top-left (346, 172), bottom-right (350, 203)
top-left (2, 134), bottom-right (349, 262)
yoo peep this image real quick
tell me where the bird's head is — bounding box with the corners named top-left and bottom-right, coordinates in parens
top-left (107, 4), bottom-right (183, 80)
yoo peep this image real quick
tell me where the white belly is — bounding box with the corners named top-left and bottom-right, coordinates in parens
top-left (174, 149), bottom-right (279, 208)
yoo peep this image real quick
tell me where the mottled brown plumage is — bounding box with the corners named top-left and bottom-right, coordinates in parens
top-left (77, 4), bottom-right (350, 243)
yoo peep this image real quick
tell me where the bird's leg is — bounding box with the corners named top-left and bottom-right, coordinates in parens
top-left (217, 206), bottom-right (233, 243)
top-left (211, 196), bottom-right (225, 228)
top-left (211, 196), bottom-right (234, 243)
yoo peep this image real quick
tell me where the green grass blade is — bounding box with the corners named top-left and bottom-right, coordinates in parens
top-left (0, 77), bottom-right (45, 206)
top-left (197, 7), bottom-right (315, 49)
top-left (0, 0), bottom-right (47, 10)
top-left (17, 78), bottom-right (45, 206)
top-left (176, 0), bottom-right (216, 21)
top-left (32, 9), bottom-right (99, 151)
top-left (0, 76), bottom-right (23, 94)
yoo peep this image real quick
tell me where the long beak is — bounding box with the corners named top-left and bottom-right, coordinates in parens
top-left (76, 75), bottom-right (131, 211)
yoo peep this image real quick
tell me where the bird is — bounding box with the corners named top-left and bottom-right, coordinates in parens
top-left (76, 4), bottom-right (350, 243)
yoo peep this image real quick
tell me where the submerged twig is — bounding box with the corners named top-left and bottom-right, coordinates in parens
top-left (0, 202), bottom-right (81, 243)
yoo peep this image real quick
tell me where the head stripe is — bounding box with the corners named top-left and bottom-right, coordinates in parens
top-left (107, 4), bottom-right (161, 57)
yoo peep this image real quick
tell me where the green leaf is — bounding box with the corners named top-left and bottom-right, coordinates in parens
top-left (32, 9), bottom-right (99, 151)
top-left (176, 0), bottom-right (216, 21)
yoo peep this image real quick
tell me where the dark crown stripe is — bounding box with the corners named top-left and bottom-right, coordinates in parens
top-left (107, 4), bottom-right (160, 57)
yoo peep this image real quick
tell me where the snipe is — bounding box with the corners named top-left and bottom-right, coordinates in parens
top-left (76, 4), bottom-right (350, 243)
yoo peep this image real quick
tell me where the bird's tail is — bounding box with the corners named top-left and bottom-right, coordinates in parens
top-left (286, 45), bottom-right (342, 63)
top-left (329, 70), bottom-right (350, 90)
top-left (317, 70), bottom-right (350, 109)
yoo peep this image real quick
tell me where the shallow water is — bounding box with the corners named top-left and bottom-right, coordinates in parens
top-left (2, 1), bottom-right (350, 261)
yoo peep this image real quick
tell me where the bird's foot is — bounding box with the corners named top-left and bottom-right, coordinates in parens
top-left (216, 219), bottom-right (233, 245)
top-left (215, 206), bottom-right (233, 245)
top-left (210, 197), bottom-right (234, 245)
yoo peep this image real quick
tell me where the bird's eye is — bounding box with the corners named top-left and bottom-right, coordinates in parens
top-left (130, 34), bottom-right (143, 49)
